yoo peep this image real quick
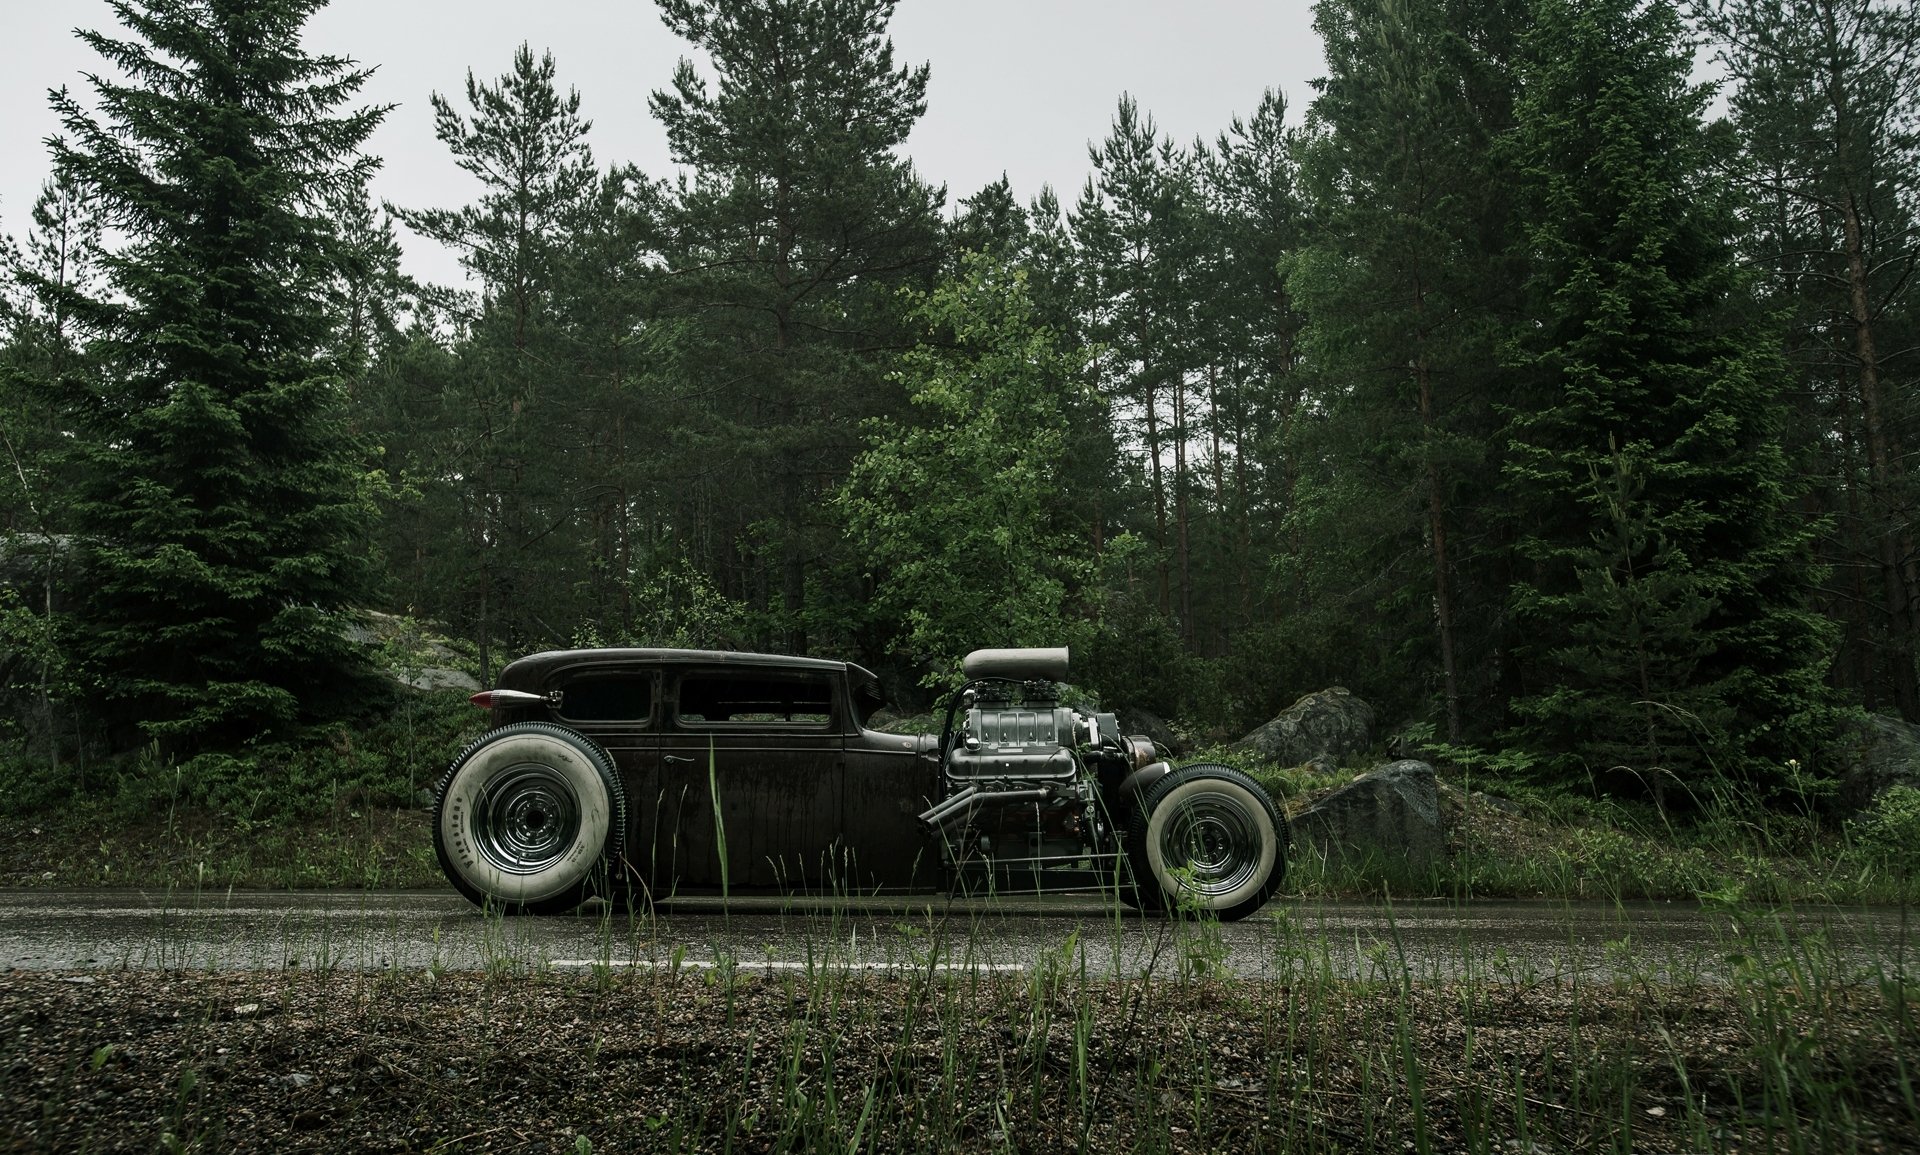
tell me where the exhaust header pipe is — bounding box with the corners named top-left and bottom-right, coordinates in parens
top-left (916, 785), bottom-right (1062, 838)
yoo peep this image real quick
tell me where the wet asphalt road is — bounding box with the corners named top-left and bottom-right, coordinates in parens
top-left (0, 890), bottom-right (1913, 982)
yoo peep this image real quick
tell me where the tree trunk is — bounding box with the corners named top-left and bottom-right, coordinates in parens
top-left (1140, 330), bottom-right (1170, 618)
top-left (1414, 283), bottom-right (1462, 743)
top-left (1838, 389), bottom-right (1878, 707)
top-left (1174, 368), bottom-right (1192, 645)
top-left (1843, 192), bottom-right (1920, 720)
top-left (1207, 364), bottom-right (1229, 651)
top-left (1231, 378), bottom-right (1253, 624)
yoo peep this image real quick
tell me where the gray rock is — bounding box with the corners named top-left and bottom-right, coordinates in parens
top-left (1836, 713), bottom-right (1920, 811)
top-left (1470, 790), bottom-right (1521, 815)
top-left (402, 667), bottom-right (480, 693)
top-left (1116, 707), bottom-right (1180, 754)
top-left (1289, 759), bottom-right (1446, 873)
top-left (1232, 687), bottom-right (1376, 766)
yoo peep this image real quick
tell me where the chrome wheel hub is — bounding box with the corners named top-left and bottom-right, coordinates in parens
top-left (1159, 793), bottom-right (1261, 896)
top-left (472, 764), bottom-right (581, 875)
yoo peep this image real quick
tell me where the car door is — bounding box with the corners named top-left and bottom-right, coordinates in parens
top-left (650, 667), bottom-right (846, 892)
top-left (839, 736), bottom-right (940, 891)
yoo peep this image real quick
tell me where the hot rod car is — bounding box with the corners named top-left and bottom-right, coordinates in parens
top-left (434, 646), bottom-right (1287, 920)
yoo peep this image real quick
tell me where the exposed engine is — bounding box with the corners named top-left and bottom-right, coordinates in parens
top-left (917, 647), bottom-right (1161, 874)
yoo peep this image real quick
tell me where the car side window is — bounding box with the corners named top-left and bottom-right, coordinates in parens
top-left (675, 674), bottom-right (835, 727)
top-left (556, 674), bottom-right (655, 724)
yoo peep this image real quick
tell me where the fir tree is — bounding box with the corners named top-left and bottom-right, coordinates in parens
top-left (42, 0), bottom-right (385, 745)
top-left (1503, 0), bottom-right (1838, 798)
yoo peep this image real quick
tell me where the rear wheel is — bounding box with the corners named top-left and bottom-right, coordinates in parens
top-left (433, 723), bottom-right (625, 914)
top-left (1126, 763), bottom-right (1285, 921)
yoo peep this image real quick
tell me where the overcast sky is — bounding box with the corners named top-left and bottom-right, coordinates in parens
top-left (3, 1), bottom-right (1326, 288)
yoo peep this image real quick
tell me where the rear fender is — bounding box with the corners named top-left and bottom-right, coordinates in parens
top-left (1118, 760), bottom-right (1173, 800)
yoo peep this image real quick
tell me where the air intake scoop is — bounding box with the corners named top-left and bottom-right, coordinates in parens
top-left (961, 647), bottom-right (1069, 681)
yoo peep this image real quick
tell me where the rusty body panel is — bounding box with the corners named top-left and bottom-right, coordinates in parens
top-left (493, 648), bottom-right (939, 894)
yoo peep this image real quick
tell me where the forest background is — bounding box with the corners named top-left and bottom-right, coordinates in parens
top-left (1, 0), bottom-right (1917, 821)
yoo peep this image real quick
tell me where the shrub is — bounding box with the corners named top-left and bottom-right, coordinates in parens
top-left (1844, 784), bottom-right (1920, 875)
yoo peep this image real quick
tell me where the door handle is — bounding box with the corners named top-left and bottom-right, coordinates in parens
top-left (663, 754), bottom-right (696, 764)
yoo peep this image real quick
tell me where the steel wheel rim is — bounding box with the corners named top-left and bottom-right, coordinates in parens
top-left (1158, 791), bottom-right (1262, 897)
top-left (472, 763), bottom-right (582, 876)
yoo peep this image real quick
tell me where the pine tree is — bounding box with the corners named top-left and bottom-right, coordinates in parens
top-left (650, 0), bottom-right (944, 654)
top-left (1, 174), bottom-right (105, 763)
top-left (1194, 90), bottom-right (1309, 660)
top-left (1292, 0), bottom-right (1527, 739)
top-left (389, 44), bottom-right (606, 679)
top-left (1697, 0), bottom-right (1920, 719)
top-left (1503, 0), bottom-right (1838, 797)
top-left (41, 0), bottom-right (385, 745)
top-left (1073, 97), bottom-right (1200, 633)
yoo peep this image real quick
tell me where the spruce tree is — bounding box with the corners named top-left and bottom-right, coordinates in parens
top-left (1503, 0), bottom-right (1837, 798)
top-left (43, 0), bottom-right (384, 745)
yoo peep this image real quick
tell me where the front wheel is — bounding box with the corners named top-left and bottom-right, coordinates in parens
top-left (1126, 763), bottom-right (1286, 921)
top-left (433, 723), bottom-right (626, 914)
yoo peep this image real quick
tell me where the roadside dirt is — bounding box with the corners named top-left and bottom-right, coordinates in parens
top-left (2, 967), bottom-right (1913, 1152)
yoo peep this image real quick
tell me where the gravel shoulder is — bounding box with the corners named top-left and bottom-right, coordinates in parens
top-left (3, 964), bottom-right (1914, 1153)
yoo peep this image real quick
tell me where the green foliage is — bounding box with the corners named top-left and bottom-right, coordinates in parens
top-left (573, 557), bottom-right (754, 652)
top-left (1700, 0), bottom-right (1920, 720)
top-left (1844, 785), bottom-right (1920, 875)
top-left (6, 0), bottom-right (1906, 821)
top-left (380, 45), bottom-right (663, 680)
top-left (1290, 0), bottom-right (1527, 743)
top-left (0, 687), bottom-right (481, 823)
top-left (842, 254), bottom-right (1097, 687)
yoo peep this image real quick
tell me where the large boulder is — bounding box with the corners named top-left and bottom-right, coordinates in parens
top-left (1835, 713), bottom-right (1920, 812)
top-left (346, 611), bottom-right (481, 694)
top-left (1232, 687), bottom-right (1375, 766)
top-left (1289, 760), bottom-right (1446, 873)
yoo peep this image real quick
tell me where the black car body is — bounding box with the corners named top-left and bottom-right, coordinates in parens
top-left (434, 646), bottom-right (1286, 919)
